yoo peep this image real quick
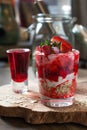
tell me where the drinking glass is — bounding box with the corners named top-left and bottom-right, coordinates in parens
top-left (35, 49), bottom-right (80, 107)
top-left (6, 48), bottom-right (31, 94)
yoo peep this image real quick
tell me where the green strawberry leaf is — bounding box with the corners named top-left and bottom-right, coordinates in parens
top-left (40, 42), bottom-right (44, 46)
top-left (52, 42), bottom-right (61, 48)
top-left (45, 40), bottom-right (50, 45)
top-left (40, 39), bottom-right (61, 49)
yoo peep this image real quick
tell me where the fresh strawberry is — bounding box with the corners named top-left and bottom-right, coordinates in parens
top-left (60, 42), bottom-right (72, 53)
top-left (35, 45), bottom-right (51, 55)
top-left (51, 36), bottom-right (63, 43)
top-left (51, 36), bottom-right (72, 53)
top-left (42, 45), bottom-right (52, 55)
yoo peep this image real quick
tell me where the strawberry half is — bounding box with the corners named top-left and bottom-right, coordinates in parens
top-left (51, 36), bottom-right (72, 53)
top-left (60, 42), bottom-right (72, 53)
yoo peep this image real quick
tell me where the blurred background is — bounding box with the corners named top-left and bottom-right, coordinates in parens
top-left (0, 0), bottom-right (87, 68)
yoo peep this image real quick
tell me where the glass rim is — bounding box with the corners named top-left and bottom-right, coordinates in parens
top-left (32, 13), bottom-right (77, 23)
top-left (72, 49), bottom-right (80, 54)
top-left (33, 13), bottom-right (75, 20)
top-left (6, 48), bottom-right (31, 53)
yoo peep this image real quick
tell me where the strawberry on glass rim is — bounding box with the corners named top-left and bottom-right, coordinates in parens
top-left (51, 35), bottom-right (72, 53)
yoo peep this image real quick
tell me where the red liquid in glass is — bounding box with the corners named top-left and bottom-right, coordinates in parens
top-left (7, 49), bottom-right (30, 82)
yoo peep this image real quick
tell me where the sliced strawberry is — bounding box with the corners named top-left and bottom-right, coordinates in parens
top-left (51, 36), bottom-right (72, 53)
top-left (60, 42), bottom-right (72, 53)
top-left (51, 36), bottom-right (63, 43)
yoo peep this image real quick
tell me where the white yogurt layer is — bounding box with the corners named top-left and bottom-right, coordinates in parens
top-left (39, 72), bottom-right (76, 88)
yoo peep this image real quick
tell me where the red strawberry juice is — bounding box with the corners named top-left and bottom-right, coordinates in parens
top-left (7, 48), bottom-right (31, 93)
top-left (7, 49), bottom-right (30, 82)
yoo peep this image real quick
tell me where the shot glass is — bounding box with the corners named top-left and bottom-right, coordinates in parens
top-left (35, 48), bottom-right (80, 107)
top-left (6, 48), bottom-right (31, 94)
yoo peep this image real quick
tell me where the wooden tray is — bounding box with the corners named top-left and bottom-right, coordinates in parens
top-left (0, 82), bottom-right (87, 126)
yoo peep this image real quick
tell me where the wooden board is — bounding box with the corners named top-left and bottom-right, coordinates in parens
top-left (0, 82), bottom-right (87, 126)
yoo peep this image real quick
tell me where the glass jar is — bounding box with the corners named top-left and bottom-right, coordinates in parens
top-left (28, 14), bottom-right (76, 75)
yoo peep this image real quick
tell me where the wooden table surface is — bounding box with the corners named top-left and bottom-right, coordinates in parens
top-left (0, 66), bottom-right (87, 130)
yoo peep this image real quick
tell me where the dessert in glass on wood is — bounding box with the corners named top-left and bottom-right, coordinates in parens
top-left (35, 36), bottom-right (79, 107)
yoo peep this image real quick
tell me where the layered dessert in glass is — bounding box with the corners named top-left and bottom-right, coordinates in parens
top-left (35, 36), bottom-right (80, 107)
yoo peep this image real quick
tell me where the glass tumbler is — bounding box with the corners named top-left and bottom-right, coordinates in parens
top-left (35, 48), bottom-right (80, 107)
top-left (7, 48), bottom-right (31, 94)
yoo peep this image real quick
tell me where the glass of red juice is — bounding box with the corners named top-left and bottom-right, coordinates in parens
top-left (6, 48), bottom-right (31, 94)
top-left (35, 36), bottom-right (80, 107)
